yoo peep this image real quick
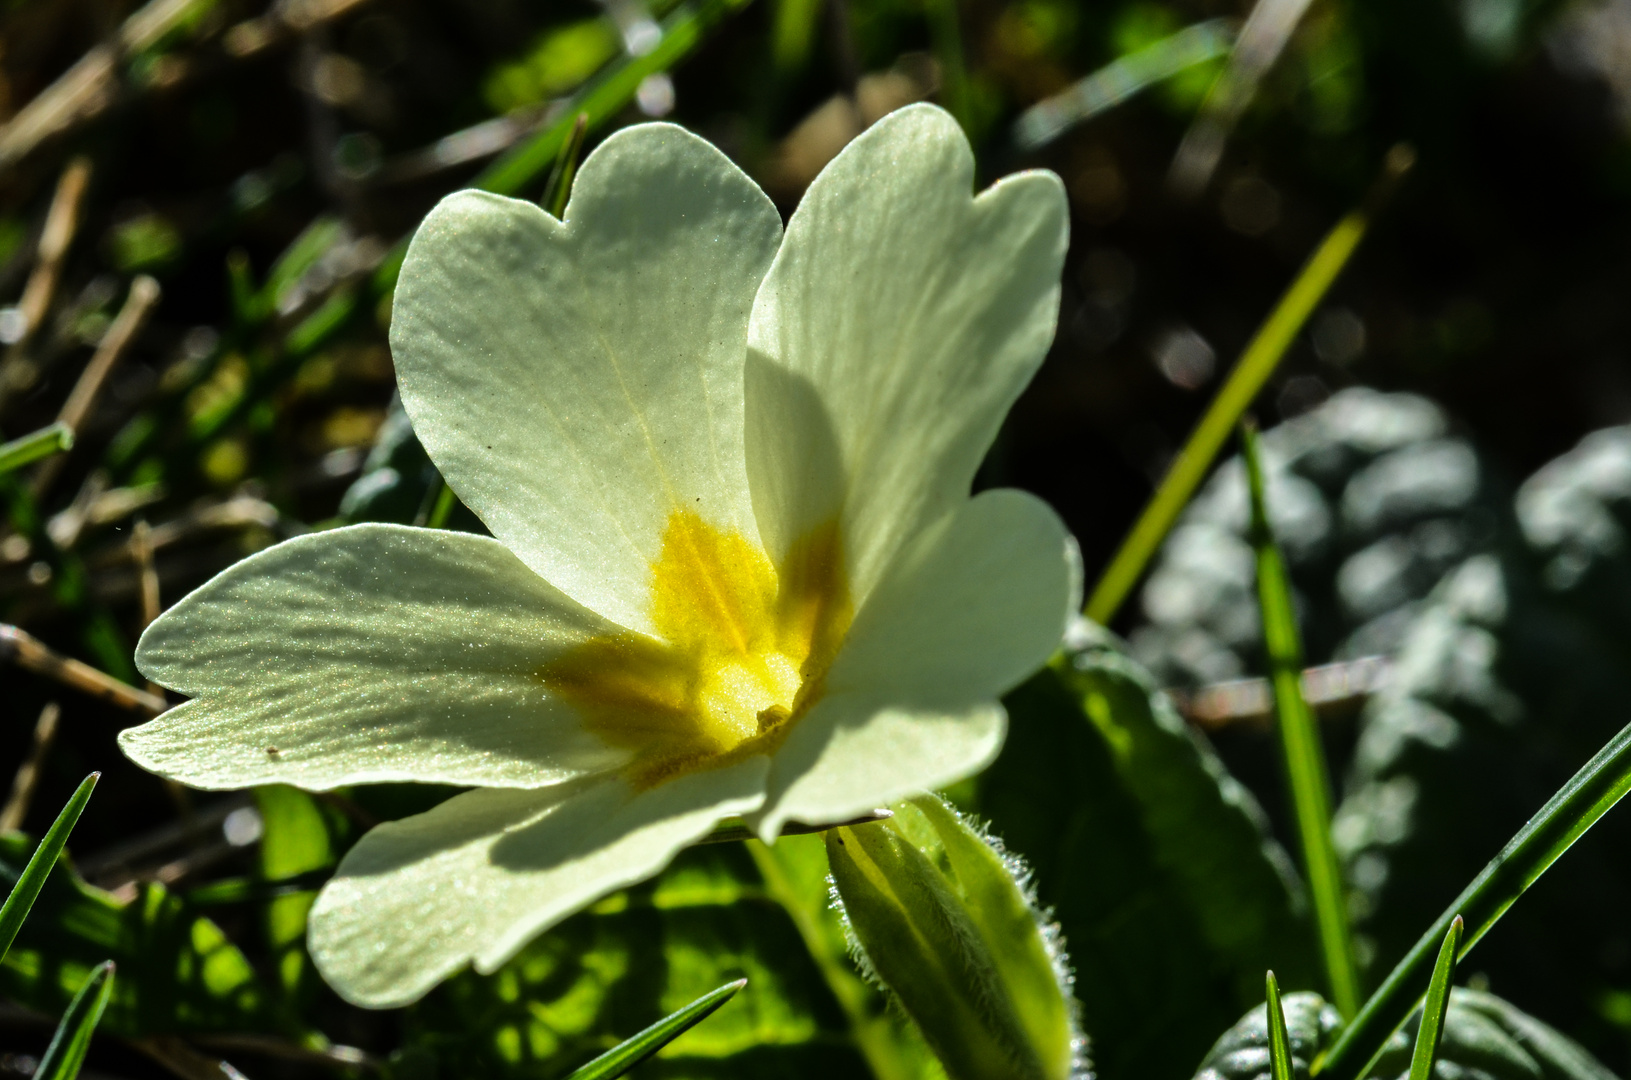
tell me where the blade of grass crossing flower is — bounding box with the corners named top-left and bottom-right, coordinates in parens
top-left (33, 961), bottom-right (114, 1080)
top-left (1243, 424), bottom-right (1359, 1019)
top-left (1082, 145), bottom-right (1415, 627)
top-left (1407, 917), bottom-right (1463, 1080)
top-left (0, 772), bottom-right (97, 962)
top-left (0, 422), bottom-right (73, 477)
top-left (544, 113), bottom-right (590, 218)
top-left (563, 978), bottom-right (747, 1079)
top-left (1266, 971), bottom-right (1295, 1080)
top-left (1316, 719), bottom-right (1631, 1080)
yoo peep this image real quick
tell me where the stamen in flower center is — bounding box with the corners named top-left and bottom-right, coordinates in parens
top-left (541, 509), bottom-right (850, 788)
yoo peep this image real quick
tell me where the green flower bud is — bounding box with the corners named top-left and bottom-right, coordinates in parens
top-left (825, 795), bottom-right (1084, 1080)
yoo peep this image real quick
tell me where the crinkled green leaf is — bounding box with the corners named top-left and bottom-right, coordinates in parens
top-left (1368, 990), bottom-right (1619, 1080)
top-left (1193, 991), bottom-right (1343, 1080)
top-left (980, 632), bottom-right (1315, 1080)
top-left (0, 833), bottom-right (283, 1037)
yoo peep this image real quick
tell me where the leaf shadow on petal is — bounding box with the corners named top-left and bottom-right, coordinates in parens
top-left (743, 351), bottom-right (847, 572)
top-left (333, 786), bottom-right (592, 879)
top-left (487, 761), bottom-right (768, 872)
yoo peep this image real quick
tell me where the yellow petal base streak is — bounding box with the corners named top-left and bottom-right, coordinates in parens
top-left (542, 510), bottom-right (850, 788)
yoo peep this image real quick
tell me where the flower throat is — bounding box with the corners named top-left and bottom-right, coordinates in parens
top-left (541, 509), bottom-right (851, 788)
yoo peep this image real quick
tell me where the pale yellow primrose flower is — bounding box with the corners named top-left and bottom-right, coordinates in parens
top-left (119, 103), bottom-right (1077, 1007)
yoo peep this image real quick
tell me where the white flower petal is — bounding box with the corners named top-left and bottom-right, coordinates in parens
top-left (392, 123), bottom-right (783, 633)
top-left (745, 104), bottom-right (1069, 604)
top-left (754, 489), bottom-right (1080, 838)
top-left (124, 524), bottom-right (629, 790)
top-left (755, 696), bottom-right (1006, 843)
top-left (307, 759), bottom-right (768, 1007)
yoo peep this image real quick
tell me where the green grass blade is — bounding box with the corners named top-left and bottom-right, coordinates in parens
top-left (1316, 719), bottom-right (1631, 1080)
top-left (543, 113), bottom-right (590, 219)
top-left (0, 772), bottom-right (98, 962)
top-left (0, 423), bottom-right (74, 477)
top-left (34, 960), bottom-right (115, 1080)
top-left (1407, 916), bottom-right (1463, 1080)
top-left (1267, 971), bottom-right (1295, 1080)
top-left (1243, 424), bottom-right (1359, 1019)
top-left (1082, 145), bottom-right (1414, 627)
top-left (564, 978), bottom-right (747, 1079)
top-left (476, 0), bottom-right (756, 199)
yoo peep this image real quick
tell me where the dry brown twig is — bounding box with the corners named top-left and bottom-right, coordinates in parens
top-left (1170, 654), bottom-right (1393, 730)
top-left (0, 702), bottom-right (61, 833)
top-left (30, 274), bottom-right (163, 498)
top-left (131, 518), bottom-right (162, 630)
top-left (0, 158), bottom-right (92, 401)
top-left (0, 622), bottom-right (166, 714)
top-left (0, 0), bottom-right (375, 177)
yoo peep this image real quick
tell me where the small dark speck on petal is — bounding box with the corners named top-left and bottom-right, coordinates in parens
top-left (266, 746), bottom-right (280, 756)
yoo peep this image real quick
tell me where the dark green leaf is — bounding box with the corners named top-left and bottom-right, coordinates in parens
top-left (981, 636), bottom-right (1315, 1080)
top-left (1243, 423), bottom-right (1359, 1018)
top-left (563, 978), bottom-right (745, 1080)
top-left (34, 960), bottom-right (114, 1080)
top-left (402, 838), bottom-right (940, 1079)
top-left (255, 785), bottom-right (341, 1003)
top-left (0, 832), bottom-right (284, 1037)
top-left (0, 773), bottom-right (97, 963)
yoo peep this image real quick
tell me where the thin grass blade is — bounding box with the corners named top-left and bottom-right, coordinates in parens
top-left (1082, 144), bottom-right (1414, 627)
top-left (0, 772), bottom-right (97, 962)
top-left (0, 423), bottom-right (73, 477)
top-left (1243, 424), bottom-right (1359, 1019)
top-left (1267, 971), bottom-right (1295, 1080)
top-left (564, 978), bottom-right (747, 1079)
top-left (543, 113), bottom-right (590, 218)
top-left (34, 960), bottom-right (114, 1080)
top-left (1013, 19), bottom-right (1235, 151)
top-left (1317, 719), bottom-right (1631, 1080)
top-left (1407, 916), bottom-right (1463, 1080)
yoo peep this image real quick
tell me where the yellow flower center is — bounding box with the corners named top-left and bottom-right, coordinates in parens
top-left (542, 510), bottom-right (851, 788)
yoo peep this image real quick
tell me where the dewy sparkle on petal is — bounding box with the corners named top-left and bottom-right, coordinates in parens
top-left (118, 103), bottom-right (1079, 1007)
